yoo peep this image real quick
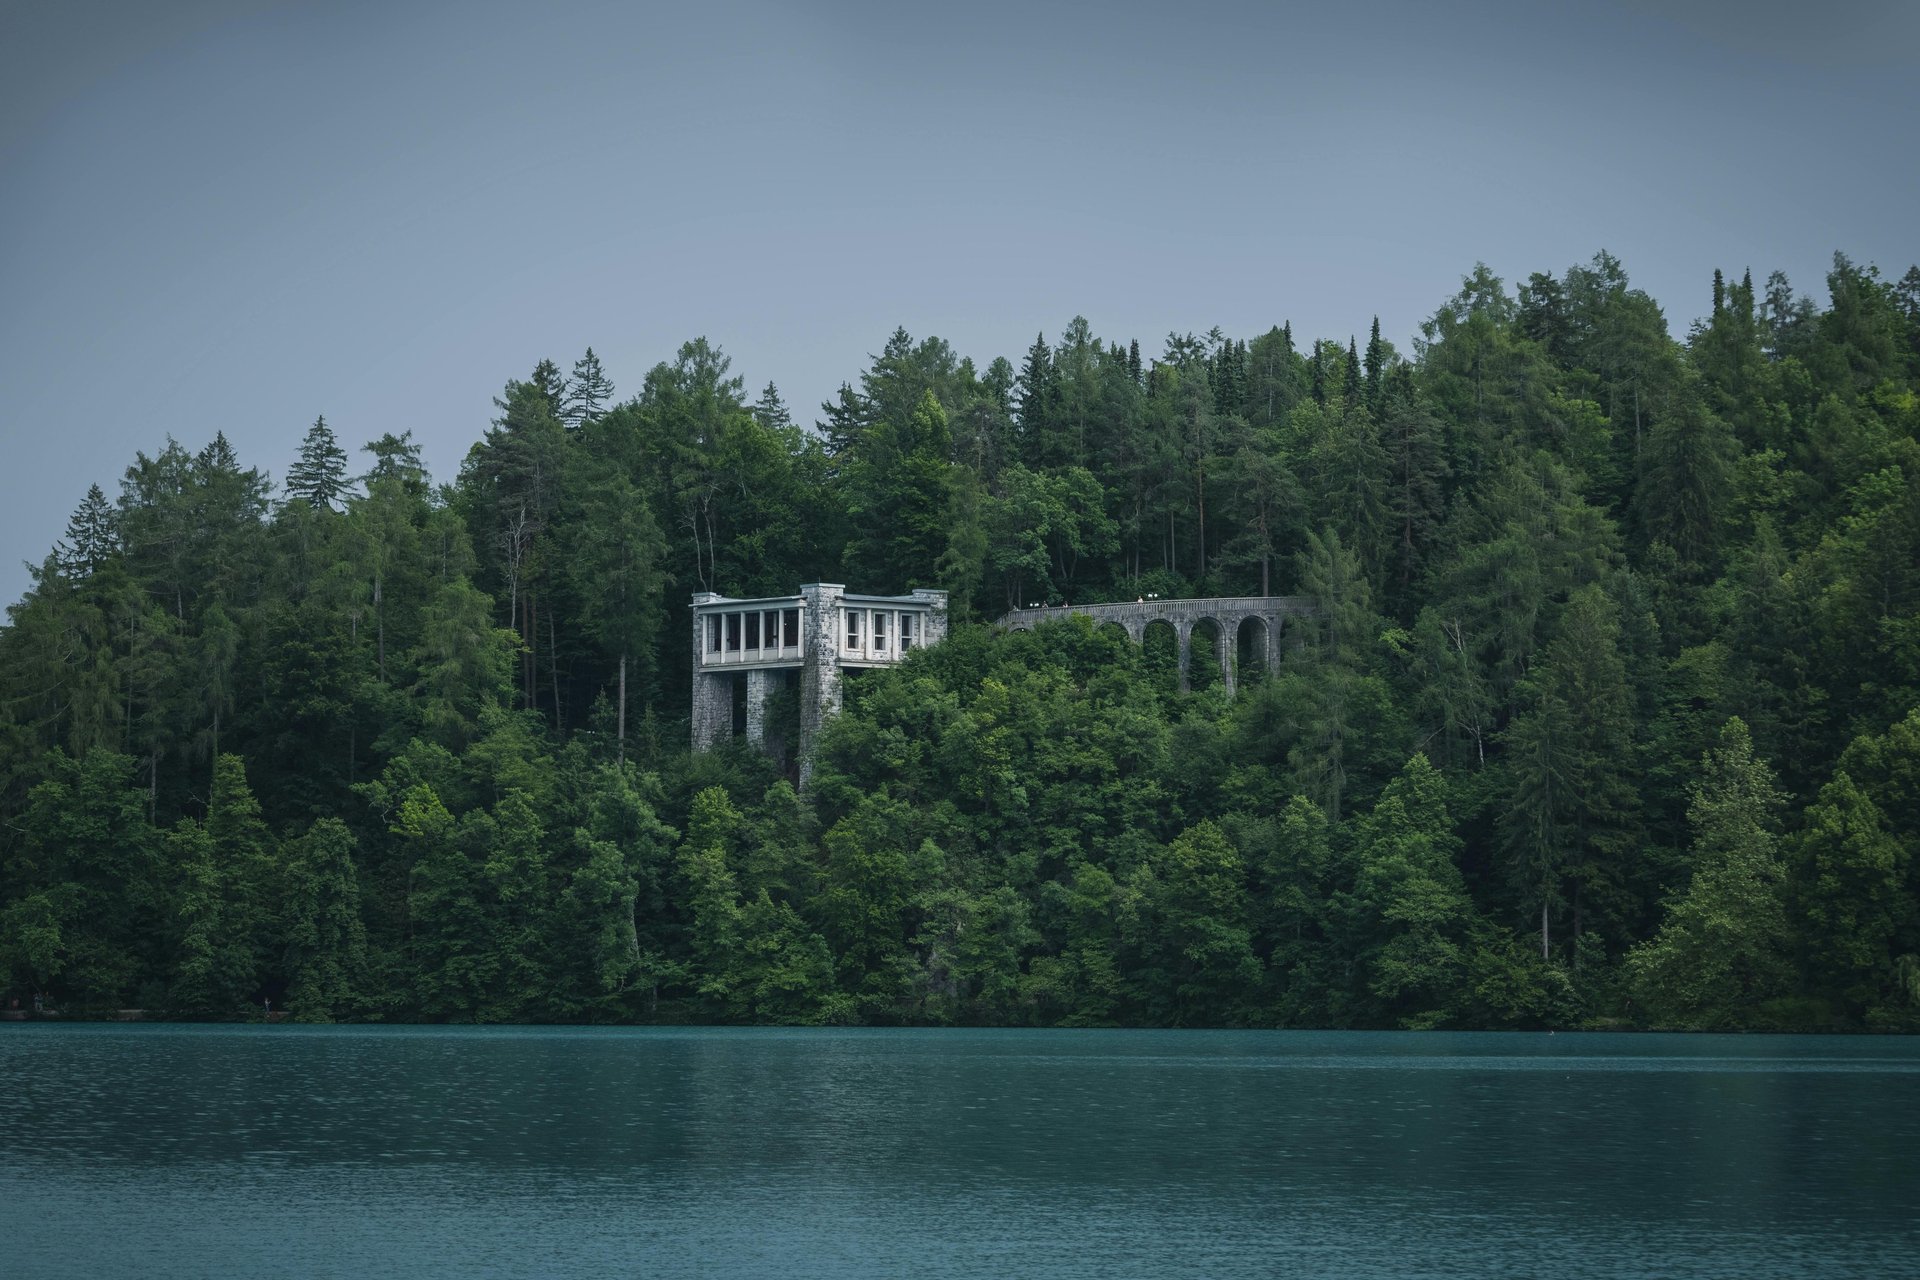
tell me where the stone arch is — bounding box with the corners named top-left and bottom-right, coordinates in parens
top-left (1095, 620), bottom-right (1132, 649)
top-left (1235, 615), bottom-right (1271, 685)
top-left (1187, 616), bottom-right (1227, 693)
top-left (1141, 617), bottom-right (1179, 692)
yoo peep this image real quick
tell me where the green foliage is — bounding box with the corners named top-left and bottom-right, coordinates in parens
top-left (1625, 719), bottom-right (1793, 1029)
top-left (285, 416), bottom-right (352, 512)
top-left (4, 250), bottom-right (1919, 1028)
top-left (283, 818), bottom-right (367, 1022)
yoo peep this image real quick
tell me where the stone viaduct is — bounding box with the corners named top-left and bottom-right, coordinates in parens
top-left (995, 596), bottom-right (1316, 696)
top-left (691, 587), bottom-right (1313, 781)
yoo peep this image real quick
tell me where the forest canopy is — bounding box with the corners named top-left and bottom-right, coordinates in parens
top-left (5, 252), bottom-right (1920, 1031)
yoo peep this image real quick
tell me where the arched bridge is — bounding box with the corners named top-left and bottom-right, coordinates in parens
top-left (996, 596), bottom-right (1315, 694)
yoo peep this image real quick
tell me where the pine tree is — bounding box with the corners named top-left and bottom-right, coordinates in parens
top-left (285, 416), bottom-right (350, 511)
top-left (1796, 771), bottom-right (1907, 1010)
top-left (1380, 366), bottom-right (1448, 609)
top-left (1624, 718), bottom-right (1792, 1028)
top-left (361, 430), bottom-right (427, 495)
top-left (1016, 332), bottom-right (1052, 460)
top-left (1895, 265), bottom-right (1920, 324)
top-left (752, 382), bottom-right (794, 433)
top-left (563, 348), bottom-right (616, 429)
top-left (1634, 390), bottom-right (1736, 571)
top-left (1500, 586), bottom-right (1641, 960)
top-left (1128, 338), bottom-right (1142, 387)
top-left (1363, 316), bottom-right (1385, 411)
top-left (283, 817), bottom-right (367, 1022)
top-left (1341, 754), bottom-right (1480, 1028)
top-left (1343, 337), bottom-right (1362, 404)
top-left (169, 814), bottom-right (260, 1014)
top-left (569, 473), bottom-right (665, 764)
top-left (818, 382), bottom-right (866, 455)
top-left (1311, 342), bottom-right (1327, 406)
top-left (57, 484), bottom-right (118, 575)
top-left (528, 359), bottom-right (567, 419)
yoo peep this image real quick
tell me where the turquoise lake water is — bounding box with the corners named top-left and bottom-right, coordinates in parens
top-left (2, 1025), bottom-right (1917, 1278)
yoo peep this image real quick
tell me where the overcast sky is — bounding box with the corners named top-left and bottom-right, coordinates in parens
top-left (3, 0), bottom-right (1916, 607)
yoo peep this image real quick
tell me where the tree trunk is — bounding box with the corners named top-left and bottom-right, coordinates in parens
top-left (1572, 883), bottom-right (1584, 971)
top-left (375, 572), bottom-right (386, 683)
top-left (523, 593), bottom-right (536, 709)
top-left (1540, 896), bottom-right (1550, 960)
top-left (1195, 462), bottom-right (1207, 581)
top-left (548, 607), bottom-right (563, 731)
top-left (617, 652), bottom-right (627, 765)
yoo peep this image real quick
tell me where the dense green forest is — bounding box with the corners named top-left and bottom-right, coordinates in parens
top-left (4, 251), bottom-right (1919, 1031)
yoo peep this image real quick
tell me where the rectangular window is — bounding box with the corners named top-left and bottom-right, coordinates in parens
top-left (745, 612), bottom-right (760, 650)
top-left (873, 611), bottom-right (888, 651)
top-left (846, 609), bottom-right (862, 649)
top-left (783, 609), bottom-right (799, 647)
top-left (765, 611), bottom-right (781, 650)
top-left (900, 613), bottom-right (916, 650)
top-left (726, 612), bottom-right (741, 652)
top-left (707, 615), bottom-right (722, 653)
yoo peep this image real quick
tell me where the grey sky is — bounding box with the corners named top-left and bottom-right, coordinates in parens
top-left (3, 0), bottom-right (1916, 607)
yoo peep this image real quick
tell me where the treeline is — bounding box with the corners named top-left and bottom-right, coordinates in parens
top-left (3, 252), bottom-right (1919, 1030)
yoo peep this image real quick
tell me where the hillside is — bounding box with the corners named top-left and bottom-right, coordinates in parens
top-left (4, 252), bottom-right (1919, 1030)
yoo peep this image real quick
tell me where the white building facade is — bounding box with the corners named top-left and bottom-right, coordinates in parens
top-left (690, 583), bottom-right (948, 782)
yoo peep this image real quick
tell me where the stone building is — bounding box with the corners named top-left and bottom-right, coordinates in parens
top-left (690, 584), bottom-right (948, 782)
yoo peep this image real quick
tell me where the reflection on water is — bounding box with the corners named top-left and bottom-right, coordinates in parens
top-left (3, 1027), bottom-right (1917, 1278)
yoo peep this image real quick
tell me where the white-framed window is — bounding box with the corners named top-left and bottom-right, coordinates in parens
top-left (783, 609), bottom-right (799, 647)
top-left (900, 613), bottom-right (916, 650)
top-left (707, 615), bottom-right (722, 653)
top-left (726, 613), bottom-right (741, 652)
top-left (745, 611), bottom-right (761, 650)
top-left (846, 609), bottom-right (862, 650)
top-left (873, 611), bottom-right (888, 651)
top-left (764, 610), bottom-right (781, 650)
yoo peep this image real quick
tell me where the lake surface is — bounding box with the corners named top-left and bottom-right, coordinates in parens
top-left (3, 1026), bottom-right (1918, 1278)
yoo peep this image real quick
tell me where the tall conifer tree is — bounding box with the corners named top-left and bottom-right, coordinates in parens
top-left (285, 416), bottom-right (350, 511)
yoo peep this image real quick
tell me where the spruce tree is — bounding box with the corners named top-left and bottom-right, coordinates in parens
top-left (528, 358), bottom-right (567, 419)
top-left (1311, 342), bottom-right (1327, 406)
top-left (1363, 316), bottom-right (1385, 411)
top-left (1017, 332), bottom-right (1052, 459)
top-left (563, 348), bottom-right (616, 429)
top-left (1343, 337), bottom-right (1362, 404)
top-left (284, 415), bottom-right (350, 511)
top-left (57, 484), bottom-right (118, 575)
top-left (1128, 338), bottom-right (1142, 387)
top-left (752, 381), bottom-right (793, 433)
top-left (819, 382), bottom-right (866, 455)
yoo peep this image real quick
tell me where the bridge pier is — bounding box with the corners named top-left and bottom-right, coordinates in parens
top-left (691, 671), bottom-right (732, 750)
top-left (745, 668), bottom-right (779, 750)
